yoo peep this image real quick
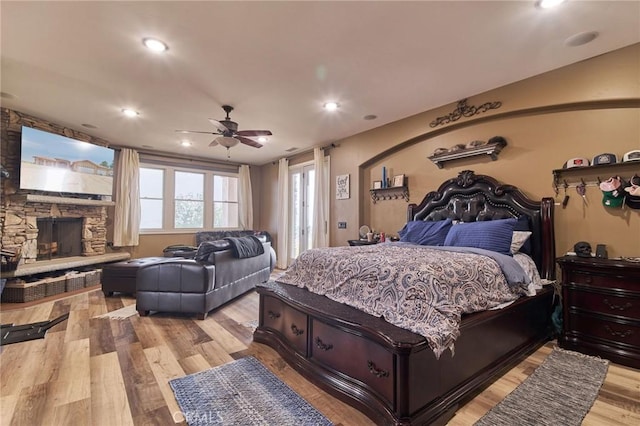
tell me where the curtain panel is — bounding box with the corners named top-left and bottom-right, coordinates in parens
top-left (276, 158), bottom-right (289, 269)
top-left (312, 148), bottom-right (329, 248)
top-left (113, 148), bottom-right (141, 246)
top-left (238, 164), bottom-right (253, 230)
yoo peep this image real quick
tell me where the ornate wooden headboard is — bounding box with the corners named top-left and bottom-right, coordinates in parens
top-left (407, 170), bottom-right (555, 280)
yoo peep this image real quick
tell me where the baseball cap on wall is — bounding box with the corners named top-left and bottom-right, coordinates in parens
top-left (563, 157), bottom-right (590, 168)
top-left (599, 176), bottom-right (625, 208)
top-left (592, 153), bottom-right (617, 165)
top-left (623, 150), bottom-right (640, 162)
top-left (624, 178), bottom-right (640, 209)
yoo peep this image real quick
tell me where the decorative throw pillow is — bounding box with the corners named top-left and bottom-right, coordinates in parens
top-left (398, 219), bottom-right (453, 246)
top-left (511, 231), bottom-right (532, 254)
top-left (514, 215), bottom-right (533, 255)
top-left (443, 218), bottom-right (518, 256)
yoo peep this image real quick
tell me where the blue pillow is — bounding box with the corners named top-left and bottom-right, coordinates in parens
top-left (398, 219), bottom-right (453, 246)
top-left (443, 218), bottom-right (517, 256)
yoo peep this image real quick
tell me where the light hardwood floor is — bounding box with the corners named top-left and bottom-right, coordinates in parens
top-left (1, 287), bottom-right (638, 426)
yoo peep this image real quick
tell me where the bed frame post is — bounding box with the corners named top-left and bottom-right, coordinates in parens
top-left (540, 197), bottom-right (556, 281)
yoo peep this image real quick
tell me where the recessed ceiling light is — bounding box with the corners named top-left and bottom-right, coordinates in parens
top-left (565, 31), bottom-right (599, 47)
top-left (363, 114), bottom-right (377, 120)
top-left (258, 137), bottom-right (267, 143)
top-left (142, 37), bottom-right (168, 53)
top-left (536, 0), bottom-right (566, 9)
top-left (180, 140), bottom-right (192, 147)
top-left (323, 101), bottom-right (339, 111)
top-left (121, 108), bottom-right (139, 118)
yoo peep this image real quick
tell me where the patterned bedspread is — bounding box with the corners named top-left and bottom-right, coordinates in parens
top-left (276, 243), bottom-right (529, 358)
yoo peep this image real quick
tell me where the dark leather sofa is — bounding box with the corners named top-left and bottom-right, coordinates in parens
top-left (136, 232), bottom-right (276, 319)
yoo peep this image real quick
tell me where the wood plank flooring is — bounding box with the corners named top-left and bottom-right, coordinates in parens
top-left (1, 286), bottom-right (638, 426)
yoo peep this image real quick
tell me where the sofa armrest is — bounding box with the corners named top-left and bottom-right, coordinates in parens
top-left (137, 259), bottom-right (215, 293)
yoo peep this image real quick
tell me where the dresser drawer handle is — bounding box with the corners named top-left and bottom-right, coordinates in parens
top-left (603, 299), bottom-right (632, 311)
top-left (604, 325), bottom-right (634, 339)
top-left (290, 324), bottom-right (304, 336)
top-left (267, 310), bottom-right (281, 319)
top-left (314, 337), bottom-right (333, 351)
top-left (367, 361), bottom-right (389, 378)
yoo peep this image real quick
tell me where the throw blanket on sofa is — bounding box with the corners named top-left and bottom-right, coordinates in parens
top-left (224, 236), bottom-right (265, 259)
top-left (276, 243), bottom-right (529, 358)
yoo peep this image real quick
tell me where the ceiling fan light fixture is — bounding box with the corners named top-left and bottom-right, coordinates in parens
top-left (142, 37), bottom-right (169, 53)
top-left (258, 137), bottom-right (267, 143)
top-left (215, 136), bottom-right (239, 148)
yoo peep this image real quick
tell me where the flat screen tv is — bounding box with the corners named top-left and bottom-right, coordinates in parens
top-left (20, 126), bottom-right (115, 196)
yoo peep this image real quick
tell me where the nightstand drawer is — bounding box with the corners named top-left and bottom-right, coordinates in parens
top-left (565, 288), bottom-right (640, 319)
top-left (566, 312), bottom-right (640, 348)
top-left (568, 270), bottom-right (638, 292)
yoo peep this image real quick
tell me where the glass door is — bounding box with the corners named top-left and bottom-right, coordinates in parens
top-left (289, 164), bottom-right (315, 262)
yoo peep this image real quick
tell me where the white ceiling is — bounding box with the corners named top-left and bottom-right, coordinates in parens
top-left (2, 1), bottom-right (639, 166)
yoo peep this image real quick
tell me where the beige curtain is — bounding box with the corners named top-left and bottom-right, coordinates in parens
top-left (276, 158), bottom-right (289, 269)
top-left (311, 148), bottom-right (329, 248)
top-left (113, 148), bottom-right (141, 246)
top-left (238, 164), bottom-right (253, 230)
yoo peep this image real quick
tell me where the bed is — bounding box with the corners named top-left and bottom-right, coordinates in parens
top-left (253, 170), bottom-right (556, 425)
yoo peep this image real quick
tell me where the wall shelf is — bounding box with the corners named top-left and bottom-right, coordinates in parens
top-left (370, 186), bottom-right (409, 203)
top-left (552, 161), bottom-right (640, 187)
top-left (427, 139), bottom-right (507, 168)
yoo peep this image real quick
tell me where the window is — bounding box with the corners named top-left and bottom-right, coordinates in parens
top-left (140, 167), bottom-right (164, 229)
top-left (213, 175), bottom-right (239, 228)
top-left (175, 171), bottom-right (204, 228)
top-left (139, 164), bottom-right (239, 233)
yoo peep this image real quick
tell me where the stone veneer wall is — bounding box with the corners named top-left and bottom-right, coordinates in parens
top-left (1, 108), bottom-right (114, 265)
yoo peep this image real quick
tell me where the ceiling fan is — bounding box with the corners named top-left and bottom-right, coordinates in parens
top-left (176, 105), bottom-right (272, 156)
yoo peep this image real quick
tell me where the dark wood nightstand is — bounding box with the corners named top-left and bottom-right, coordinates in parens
top-left (557, 255), bottom-right (640, 369)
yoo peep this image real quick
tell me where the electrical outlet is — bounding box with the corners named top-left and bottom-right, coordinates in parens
top-left (338, 222), bottom-right (347, 229)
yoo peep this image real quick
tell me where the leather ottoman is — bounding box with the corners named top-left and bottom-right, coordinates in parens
top-left (102, 257), bottom-right (171, 296)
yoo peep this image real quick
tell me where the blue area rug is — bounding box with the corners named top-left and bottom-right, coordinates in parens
top-left (169, 356), bottom-right (333, 426)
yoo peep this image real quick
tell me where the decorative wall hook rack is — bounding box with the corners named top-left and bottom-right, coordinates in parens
top-left (370, 186), bottom-right (409, 204)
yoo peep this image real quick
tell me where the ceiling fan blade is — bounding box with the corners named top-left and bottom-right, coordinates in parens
top-left (175, 130), bottom-right (217, 135)
top-left (236, 130), bottom-right (273, 137)
top-left (236, 135), bottom-right (263, 148)
top-left (209, 139), bottom-right (219, 147)
top-left (208, 118), bottom-right (229, 132)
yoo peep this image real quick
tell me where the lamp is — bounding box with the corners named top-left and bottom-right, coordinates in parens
top-left (215, 136), bottom-right (239, 148)
top-left (213, 136), bottom-right (240, 158)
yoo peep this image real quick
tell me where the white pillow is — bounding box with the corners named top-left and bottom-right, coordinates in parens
top-left (511, 231), bottom-right (532, 254)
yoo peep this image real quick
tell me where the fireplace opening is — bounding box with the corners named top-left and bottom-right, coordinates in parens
top-left (37, 218), bottom-right (83, 260)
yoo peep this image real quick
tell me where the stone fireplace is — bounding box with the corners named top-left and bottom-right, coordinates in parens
top-left (1, 108), bottom-right (115, 269)
top-left (3, 196), bottom-right (109, 265)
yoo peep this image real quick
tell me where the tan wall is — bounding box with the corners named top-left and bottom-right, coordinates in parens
top-left (259, 43), bottom-right (640, 260)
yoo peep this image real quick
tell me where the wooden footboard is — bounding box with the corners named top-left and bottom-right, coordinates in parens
top-left (253, 281), bottom-right (554, 425)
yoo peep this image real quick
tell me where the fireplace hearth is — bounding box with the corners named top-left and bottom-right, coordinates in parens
top-left (36, 218), bottom-right (83, 260)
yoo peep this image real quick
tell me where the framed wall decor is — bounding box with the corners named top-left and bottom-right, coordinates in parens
top-left (393, 174), bottom-right (405, 187)
top-left (336, 174), bottom-right (350, 199)
top-left (373, 181), bottom-right (383, 189)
